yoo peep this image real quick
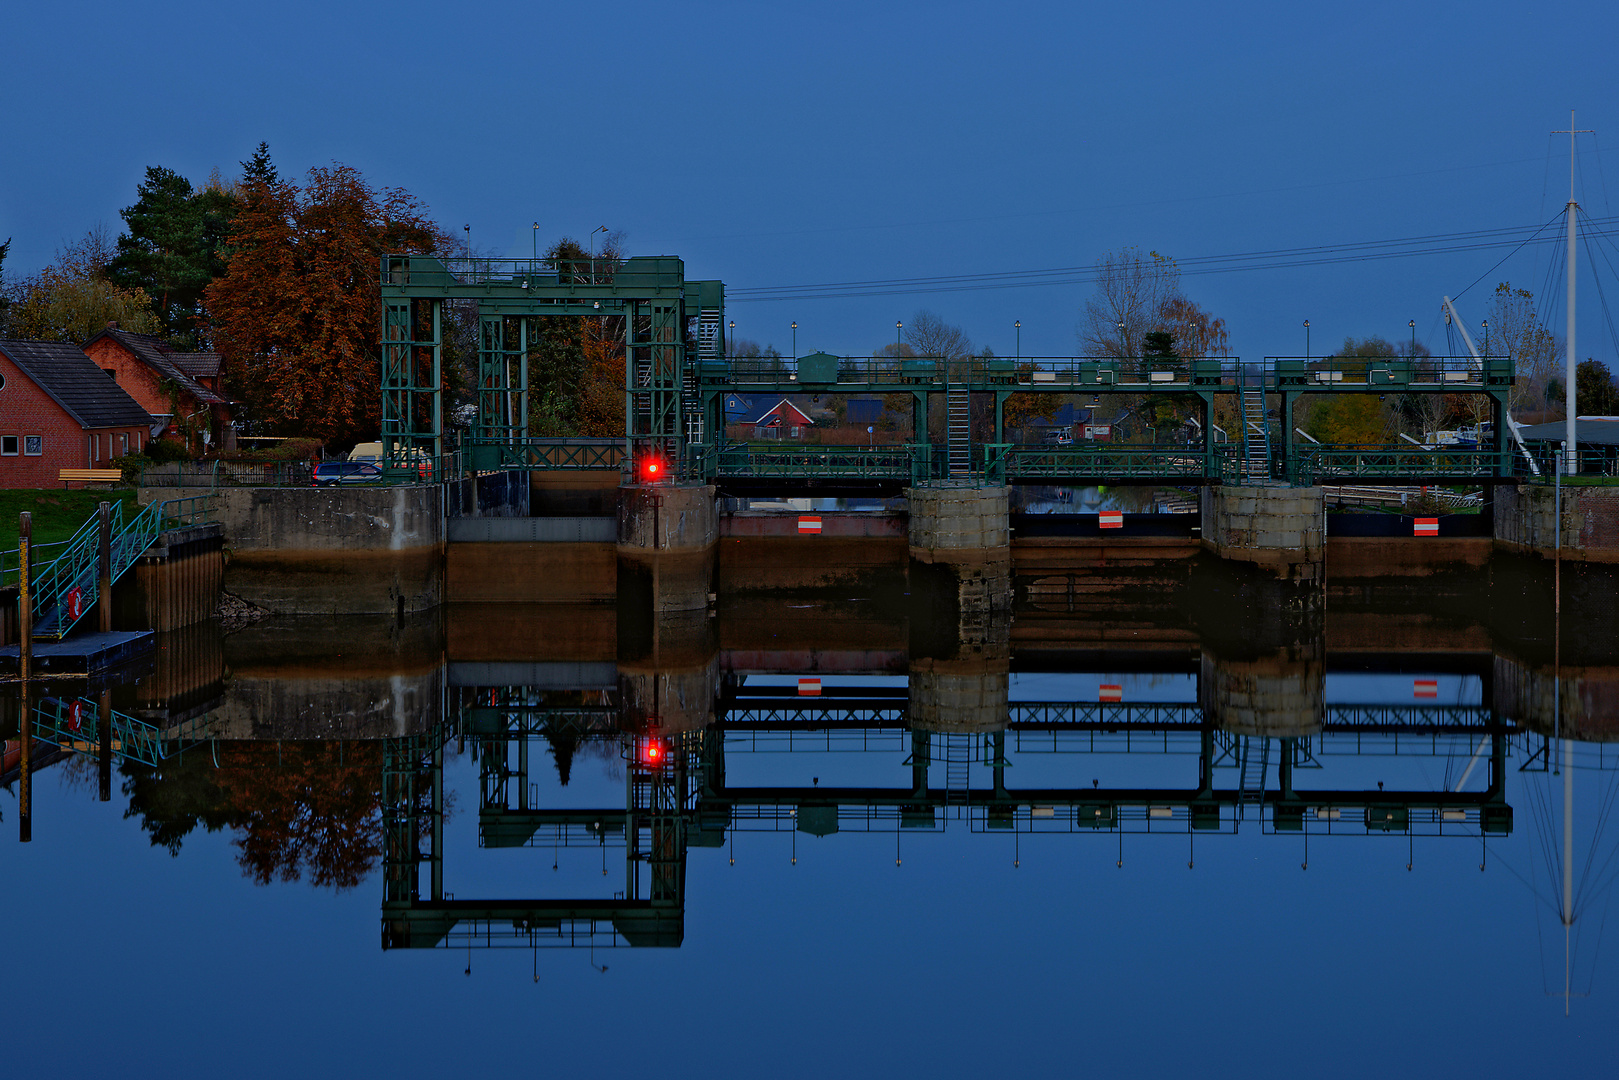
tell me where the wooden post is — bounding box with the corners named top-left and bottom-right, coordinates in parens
top-left (98, 501), bottom-right (112, 634)
top-left (98, 687), bottom-right (112, 802)
top-left (18, 675), bottom-right (30, 842)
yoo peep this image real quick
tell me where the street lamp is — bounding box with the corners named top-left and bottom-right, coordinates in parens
top-left (1408, 319), bottom-right (1415, 355)
top-left (1303, 319), bottom-right (1310, 359)
top-left (1015, 320), bottom-right (1021, 360)
top-left (729, 320), bottom-right (736, 357)
top-left (532, 222), bottom-right (540, 265)
top-left (896, 320), bottom-right (903, 355)
top-left (1117, 321), bottom-right (1126, 357)
top-left (791, 322), bottom-right (797, 361)
top-left (590, 225), bottom-right (609, 284)
top-left (1481, 319), bottom-right (1488, 356)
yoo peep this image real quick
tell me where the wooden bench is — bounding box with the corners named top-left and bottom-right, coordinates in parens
top-left (59, 468), bottom-right (125, 487)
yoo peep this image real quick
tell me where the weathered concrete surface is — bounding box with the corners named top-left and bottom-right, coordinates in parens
top-left (1326, 536), bottom-right (1492, 578)
top-left (122, 523), bottom-right (224, 632)
top-left (447, 602), bottom-right (616, 664)
top-left (722, 511), bottom-right (907, 538)
top-left (717, 536), bottom-right (908, 591)
top-left (447, 541), bottom-right (616, 603)
top-left (618, 484), bottom-right (718, 612)
top-left (140, 484), bottom-right (447, 615)
top-left (194, 615), bottom-right (443, 739)
top-left (1495, 483), bottom-right (1619, 562)
top-left (1200, 646), bottom-right (1325, 736)
top-left (907, 485), bottom-right (1010, 559)
top-left (1201, 485), bottom-right (1324, 581)
top-left (532, 469), bottom-right (622, 516)
top-left (1494, 656), bottom-right (1619, 741)
top-left (908, 656), bottom-right (1010, 732)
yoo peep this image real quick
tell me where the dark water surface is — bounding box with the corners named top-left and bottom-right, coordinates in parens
top-left (4, 561), bottom-right (1617, 1078)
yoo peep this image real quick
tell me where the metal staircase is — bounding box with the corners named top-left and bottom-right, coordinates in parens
top-left (1238, 367), bottom-right (1271, 483)
top-left (947, 386), bottom-right (971, 476)
top-left (21, 497), bottom-right (210, 640)
top-left (1237, 737), bottom-right (1270, 819)
top-left (942, 734), bottom-right (972, 813)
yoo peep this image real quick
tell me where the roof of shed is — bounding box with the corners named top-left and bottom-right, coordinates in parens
top-left (84, 328), bottom-right (226, 405)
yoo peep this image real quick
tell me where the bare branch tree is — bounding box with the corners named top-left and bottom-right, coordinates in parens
top-left (1078, 247), bottom-right (1181, 356)
top-left (903, 308), bottom-right (973, 359)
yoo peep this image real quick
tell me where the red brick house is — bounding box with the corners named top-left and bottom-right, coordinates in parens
top-left (82, 327), bottom-right (231, 451)
top-left (0, 340), bottom-right (154, 488)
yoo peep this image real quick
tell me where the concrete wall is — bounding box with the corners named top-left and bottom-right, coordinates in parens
top-left (1201, 485), bottom-right (1324, 580)
top-left (906, 485), bottom-right (1010, 559)
top-left (1200, 648), bottom-right (1324, 736)
top-left (618, 484), bottom-right (718, 613)
top-left (141, 484), bottom-right (446, 615)
top-left (1494, 483), bottom-right (1619, 562)
top-left (908, 657), bottom-right (1010, 732)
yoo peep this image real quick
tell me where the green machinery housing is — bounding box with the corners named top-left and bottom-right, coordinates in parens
top-left (380, 251), bottom-right (1518, 486)
top-left (379, 254), bottom-right (724, 473)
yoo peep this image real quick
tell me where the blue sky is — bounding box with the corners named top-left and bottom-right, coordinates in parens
top-left (4, 1), bottom-right (1617, 363)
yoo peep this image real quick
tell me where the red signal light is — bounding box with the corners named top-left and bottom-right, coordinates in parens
top-left (639, 452), bottom-right (667, 484)
top-left (642, 738), bottom-right (666, 766)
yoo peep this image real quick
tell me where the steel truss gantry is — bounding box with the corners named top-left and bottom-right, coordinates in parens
top-left (379, 255), bottom-right (724, 477)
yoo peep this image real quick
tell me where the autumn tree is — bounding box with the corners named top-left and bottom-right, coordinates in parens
top-left (4, 226), bottom-right (162, 342)
top-left (207, 163), bottom-right (450, 443)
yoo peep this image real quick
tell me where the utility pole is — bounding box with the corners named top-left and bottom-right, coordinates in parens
top-left (1553, 112), bottom-right (1593, 472)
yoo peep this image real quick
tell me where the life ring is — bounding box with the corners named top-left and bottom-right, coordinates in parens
top-left (67, 699), bottom-right (83, 732)
top-left (65, 587), bottom-right (83, 621)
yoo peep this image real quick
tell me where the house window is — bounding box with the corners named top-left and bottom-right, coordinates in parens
top-left (2, 435), bottom-right (17, 455)
top-left (23, 435), bottom-right (42, 456)
top-left (89, 435), bottom-right (97, 461)
top-left (104, 369), bottom-right (117, 379)
top-left (120, 433), bottom-right (129, 456)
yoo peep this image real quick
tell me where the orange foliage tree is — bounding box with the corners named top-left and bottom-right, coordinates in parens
top-left (206, 164), bottom-right (450, 444)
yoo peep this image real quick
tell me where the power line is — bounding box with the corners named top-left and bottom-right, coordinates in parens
top-left (729, 215), bottom-right (1619, 303)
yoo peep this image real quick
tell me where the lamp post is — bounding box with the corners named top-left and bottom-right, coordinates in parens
top-left (1015, 320), bottom-right (1021, 360)
top-left (791, 322), bottom-right (797, 361)
top-left (590, 225), bottom-right (608, 283)
top-left (1408, 319), bottom-right (1415, 355)
top-left (729, 320), bottom-right (736, 358)
top-left (532, 222), bottom-right (540, 265)
top-left (1303, 319), bottom-right (1310, 360)
top-left (1118, 321), bottom-right (1127, 357)
top-left (463, 224), bottom-right (470, 260)
top-left (1481, 319), bottom-right (1489, 356)
top-left (896, 320), bottom-right (903, 355)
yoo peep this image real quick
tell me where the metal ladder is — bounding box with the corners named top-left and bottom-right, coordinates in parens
top-left (947, 386), bottom-right (971, 476)
top-left (1237, 737), bottom-right (1270, 819)
top-left (942, 734), bottom-right (972, 814)
top-left (1239, 368), bottom-right (1270, 483)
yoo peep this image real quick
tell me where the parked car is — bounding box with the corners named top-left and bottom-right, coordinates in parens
top-left (313, 461), bottom-right (384, 486)
top-left (1043, 429), bottom-right (1075, 447)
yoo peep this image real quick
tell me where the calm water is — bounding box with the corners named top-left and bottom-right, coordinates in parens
top-left (3, 560), bottom-right (1617, 1078)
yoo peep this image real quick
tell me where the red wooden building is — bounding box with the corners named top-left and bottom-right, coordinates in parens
top-left (82, 327), bottom-right (231, 451)
top-left (0, 339), bottom-right (154, 488)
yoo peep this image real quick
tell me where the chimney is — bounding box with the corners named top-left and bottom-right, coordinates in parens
top-left (106, 320), bottom-right (118, 330)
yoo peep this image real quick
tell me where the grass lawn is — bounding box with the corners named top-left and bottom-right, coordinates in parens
top-left (0, 487), bottom-right (139, 553)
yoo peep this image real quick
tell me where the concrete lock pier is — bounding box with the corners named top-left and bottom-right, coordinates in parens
top-left (617, 483), bottom-right (718, 613)
top-left (906, 484), bottom-right (1012, 615)
top-left (1201, 484), bottom-right (1325, 582)
top-left (1494, 483), bottom-right (1619, 563)
top-left (1200, 644), bottom-right (1326, 737)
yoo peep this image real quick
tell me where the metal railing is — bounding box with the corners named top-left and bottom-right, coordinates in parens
top-left (989, 443), bottom-right (1226, 482)
top-left (693, 443), bottom-right (927, 483)
top-left (32, 695), bottom-right (208, 766)
top-left (138, 460), bottom-right (316, 488)
top-left (1267, 355), bottom-right (1512, 387)
top-left (468, 439), bottom-right (624, 472)
top-left (704, 355), bottom-right (1237, 388)
top-left (1290, 447), bottom-right (1511, 485)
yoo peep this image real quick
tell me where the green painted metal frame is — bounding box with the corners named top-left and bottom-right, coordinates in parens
top-left (31, 694), bottom-right (211, 766)
top-left (381, 255), bottom-right (725, 481)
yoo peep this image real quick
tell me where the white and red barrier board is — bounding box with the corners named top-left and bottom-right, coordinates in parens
top-left (798, 678), bottom-right (821, 696)
top-left (1099, 511), bottom-right (1123, 529)
top-left (1414, 679), bottom-right (1438, 698)
top-left (1413, 517), bottom-right (1439, 536)
top-left (797, 516), bottom-right (822, 533)
top-left (1098, 684), bottom-right (1123, 702)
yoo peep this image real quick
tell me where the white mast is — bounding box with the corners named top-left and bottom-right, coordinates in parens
top-left (1554, 112), bottom-right (1593, 471)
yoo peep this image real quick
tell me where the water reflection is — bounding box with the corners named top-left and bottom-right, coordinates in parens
top-left (4, 566), bottom-right (1617, 1012)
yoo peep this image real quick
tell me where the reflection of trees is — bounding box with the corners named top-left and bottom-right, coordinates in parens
top-left (122, 742), bottom-right (385, 892)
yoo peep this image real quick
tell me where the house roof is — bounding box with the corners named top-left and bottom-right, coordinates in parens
top-left (736, 397), bottom-right (815, 426)
top-left (84, 328), bottom-right (226, 405)
top-left (0, 339), bottom-right (156, 429)
top-left (1520, 418), bottom-right (1619, 447)
top-left (168, 352), bottom-right (223, 380)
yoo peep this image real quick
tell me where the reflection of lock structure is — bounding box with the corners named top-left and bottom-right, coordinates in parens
top-left (1494, 654), bottom-right (1619, 742)
top-left (909, 655), bottom-right (1011, 734)
top-left (1200, 645), bottom-right (1324, 737)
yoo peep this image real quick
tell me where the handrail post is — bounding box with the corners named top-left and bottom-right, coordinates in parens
top-left (97, 501), bottom-right (113, 634)
top-left (18, 512), bottom-right (32, 680)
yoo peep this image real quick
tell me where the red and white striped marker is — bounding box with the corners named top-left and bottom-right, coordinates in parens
top-left (798, 677), bottom-right (822, 696)
top-left (1413, 679), bottom-right (1438, 699)
top-left (798, 516), bottom-right (822, 534)
top-left (1099, 511), bottom-right (1123, 529)
top-left (1099, 684), bottom-right (1123, 703)
top-left (1413, 517), bottom-right (1439, 536)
